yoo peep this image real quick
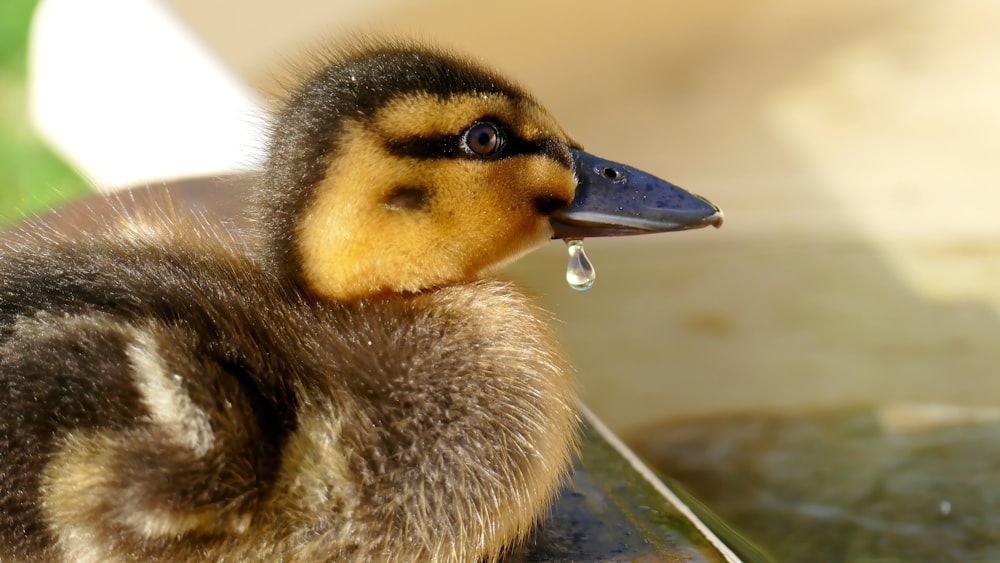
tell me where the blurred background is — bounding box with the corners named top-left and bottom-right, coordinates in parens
top-left (7, 0), bottom-right (1000, 558)
top-left (0, 0), bottom-right (88, 219)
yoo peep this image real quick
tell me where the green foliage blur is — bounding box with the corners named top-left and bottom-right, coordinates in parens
top-left (0, 0), bottom-right (91, 225)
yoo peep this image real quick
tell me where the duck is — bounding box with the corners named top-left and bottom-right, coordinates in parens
top-left (0, 39), bottom-right (722, 562)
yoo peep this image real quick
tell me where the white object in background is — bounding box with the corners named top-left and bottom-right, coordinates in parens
top-left (29, 0), bottom-right (265, 192)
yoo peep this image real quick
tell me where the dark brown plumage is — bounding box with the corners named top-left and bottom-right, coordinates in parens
top-left (0, 220), bottom-right (576, 561)
top-left (0, 39), bottom-right (721, 561)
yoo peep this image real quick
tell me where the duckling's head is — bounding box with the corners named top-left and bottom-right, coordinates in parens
top-left (259, 40), bottom-right (721, 300)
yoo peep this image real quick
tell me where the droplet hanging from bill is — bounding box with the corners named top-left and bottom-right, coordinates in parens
top-left (565, 239), bottom-right (595, 291)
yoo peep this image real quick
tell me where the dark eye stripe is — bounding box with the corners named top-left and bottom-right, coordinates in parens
top-left (531, 137), bottom-right (573, 169)
top-left (385, 133), bottom-right (571, 168)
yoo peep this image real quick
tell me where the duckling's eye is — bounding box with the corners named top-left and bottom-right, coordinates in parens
top-left (463, 122), bottom-right (502, 157)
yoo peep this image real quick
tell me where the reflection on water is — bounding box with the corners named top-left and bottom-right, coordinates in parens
top-left (631, 405), bottom-right (1000, 560)
top-left (507, 231), bottom-right (1000, 560)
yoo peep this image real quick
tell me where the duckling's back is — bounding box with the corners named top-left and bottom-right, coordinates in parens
top-left (0, 217), bottom-right (577, 561)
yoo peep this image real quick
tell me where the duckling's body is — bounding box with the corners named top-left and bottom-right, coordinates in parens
top-left (0, 221), bottom-right (573, 561)
top-left (0, 40), bottom-right (721, 561)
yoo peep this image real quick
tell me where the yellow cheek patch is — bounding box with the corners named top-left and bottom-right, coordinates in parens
top-left (297, 123), bottom-right (465, 299)
top-left (296, 109), bottom-right (577, 301)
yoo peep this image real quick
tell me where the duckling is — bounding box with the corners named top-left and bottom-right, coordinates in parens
top-left (0, 40), bottom-right (722, 561)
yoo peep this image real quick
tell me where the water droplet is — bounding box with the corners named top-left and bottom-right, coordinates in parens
top-left (565, 239), bottom-right (595, 291)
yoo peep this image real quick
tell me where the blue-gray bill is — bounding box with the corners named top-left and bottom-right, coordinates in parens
top-left (551, 148), bottom-right (723, 239)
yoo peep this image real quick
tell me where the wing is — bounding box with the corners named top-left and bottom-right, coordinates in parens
top-left (0, 229), bottom-right (297, 560)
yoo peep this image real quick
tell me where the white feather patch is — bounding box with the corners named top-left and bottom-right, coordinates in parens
top-left (128, 330), bottom-right (215, 456)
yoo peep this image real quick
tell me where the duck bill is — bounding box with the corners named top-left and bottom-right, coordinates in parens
top-left (551, 148), bottom-right (724, 239)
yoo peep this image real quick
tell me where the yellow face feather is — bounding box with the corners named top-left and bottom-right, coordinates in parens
top-left (296, 92), bottom-right (576, 300)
